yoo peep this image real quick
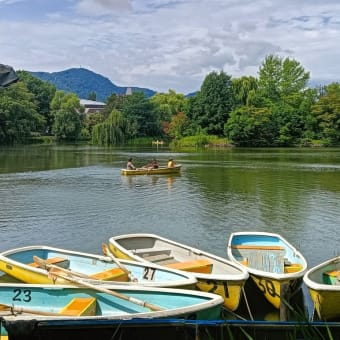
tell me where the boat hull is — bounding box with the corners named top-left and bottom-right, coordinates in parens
top-left (109, 233), bottom-right (249, 311)
top-left (121, 165), bottom-right (181, 176)
top-left (0, 283), bottom-right (223, 322)
top-left (227, 231), bottom-right (307, 310)
top-left (303, 256), bottom-right (340, 320)
top-left (0, 245), bottom-right (197, 289)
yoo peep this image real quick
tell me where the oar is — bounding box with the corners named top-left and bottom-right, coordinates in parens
top-left (33, 256), bottom-right (91, 279)
top-left (47, 267), bottom-right (164, 312)
top-left (101, 243), bottom-right (130, 275)
top-left (0, 302), bottom-right (61, 316)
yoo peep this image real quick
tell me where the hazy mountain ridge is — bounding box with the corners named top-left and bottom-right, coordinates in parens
top-left (30, 68), bottom-right (156, 101)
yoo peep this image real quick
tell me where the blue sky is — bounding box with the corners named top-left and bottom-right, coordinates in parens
top-left (1, 0), bottom-right (340, 94)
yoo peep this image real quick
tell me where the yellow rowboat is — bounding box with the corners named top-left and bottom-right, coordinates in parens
top-left (121, 165), bottom-right (181, 176)
top-left (303, 256), bottom-right (340, 321)
top-left (0, 245), bottom-right (197, 289)
top-left (108, 233), bottom-right (249, 312)
top-left (227, 231), bottom-right (307, 310)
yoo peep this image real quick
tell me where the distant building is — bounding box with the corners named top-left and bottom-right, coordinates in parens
top-left (80, 99), bottom-right (106, 114)
top-left (125, 87), bottom-right (132, 95)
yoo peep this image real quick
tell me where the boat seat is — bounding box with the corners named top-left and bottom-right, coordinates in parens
top-left (166, 259), bottom-right (213, 274)
top-left (284, 263), bottom-right (303, 273)
top-left (135, 248), bottom-right (172, 257)
top-left (142, 253), bottom-right (174, 263)
top-left (323, 270), bottom-right (340, 285)
top-left (60, 297), bottom-right (96, 316)
top-left (90, 268), bottom-right (129, 282)
top-left (231, 245), bottom-right (285, 251)
top-left (28, 257), bottom-right (70, 269)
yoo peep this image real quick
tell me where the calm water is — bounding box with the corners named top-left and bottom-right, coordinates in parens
top-left (0, 144), bottom-right (339, 319)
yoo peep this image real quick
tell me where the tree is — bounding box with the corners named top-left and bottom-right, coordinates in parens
top-left (225, 106), bottom-right (276, 146)
top-left (168, 112), bottom-right (190, 139)
top-left (258, 55), bottom-right (310, 102)
top-left (310, 82), bottom-right (340, 145)
top-left (150, 89), bottom-right (189, 122)
top-left (87, 91), bottom-right (97, 101)
top-left (190, 71), bottom-right (234, 136)
top-left (121, 92), bottom-right (160, 137)
top-left (16, 70), bottom-right (56, 133)
top-left (91, 109), bottom-right (130, 145)
top-left (51, 91), bottom-right (83, 141)
top-left (232, 76), bottom-right (258, 107)
top-left (0, 82), bottom-right (44, 144)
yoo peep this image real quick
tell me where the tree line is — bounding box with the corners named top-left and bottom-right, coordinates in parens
top-left (0, 55), bottom-right (339, 147)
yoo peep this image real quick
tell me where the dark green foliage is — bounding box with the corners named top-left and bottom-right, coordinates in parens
top-left (0, 82), bottom-right (44, 144)
top-left (190, 71), bottom-right (234, 136)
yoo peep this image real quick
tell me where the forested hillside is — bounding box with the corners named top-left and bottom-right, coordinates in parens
top-left (31, 68), bottom-right (156, 101)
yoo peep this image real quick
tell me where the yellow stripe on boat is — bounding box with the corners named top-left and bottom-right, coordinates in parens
top-left (60, 297), bottom-right (96, 316)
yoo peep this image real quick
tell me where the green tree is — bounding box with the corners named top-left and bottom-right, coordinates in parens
top-left (87, 91), bottom-right (97, 101)
top-left (190, 71), bottom-right (234, 136)
top-left (0, 82), bottom-right (44, 144)
top-left (168, 112), bottom-right (190, 139)
top-left (91, 109), bottom-right (130, 145)
top-left (51, 91), bottom-right (83, 141)
top-left (232, 76), bottom-right (258, 107)
top-left (225, 106), bottom-right (276, 146)
top-left (16, 70), bottom-right (56, 133)
top-left (121, 92), bottom-right (160, 137)
top-left (311, 82), bottom-right (340, 145)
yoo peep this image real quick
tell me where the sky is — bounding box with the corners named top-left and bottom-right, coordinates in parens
top-left (1, 0), bottom-right (340, 94)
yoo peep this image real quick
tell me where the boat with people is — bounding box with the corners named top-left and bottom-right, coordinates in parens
top-left (303, 256), bottom-right (340, 321)
top-left (121, 164), bottom-right (182, 176)
top-left (0, 245), bottom-right (197, 289)
top-left (0, 282), bottom-right (224, 323)
top-left (227, 231), bottom-right (307, 310)
top-left (108, 233), bottom-right (249, 312)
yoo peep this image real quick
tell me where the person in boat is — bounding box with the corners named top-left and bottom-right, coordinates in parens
top-left (127, 158), bottom-right (136, 170)
top-left (167, 158), bottom-right (175, 167)
top-left (145, 159), bottom-right (159, 169)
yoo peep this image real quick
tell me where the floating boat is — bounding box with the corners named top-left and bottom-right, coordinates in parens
top-left (303, 256), bottom-right (340, 321)
top-left (0, 245), bottom-right (197, 289)
top-left (227, 231), bottom-right (307, 309)
top-left (0, 283), bottom-right (223, 324)
top-left (121, 165), bottom-right (181, 176)
top-left (108, 233), bottom-right (249, 311)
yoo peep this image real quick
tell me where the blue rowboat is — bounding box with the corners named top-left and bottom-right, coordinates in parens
top-left (303, 256), bottom-right (340, 321)
top-left (108, 233), bottom-right (249, 312)
top-left (0, 283), bottom-right (223, 323)
top-left (0, 245), bottom-right (197, 289)
top-left (227, 231), bottom-right (307, 309)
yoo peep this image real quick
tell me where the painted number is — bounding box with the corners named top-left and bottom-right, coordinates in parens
top-left (13, 288), bottom-right (32, 302)
top-left (142, 267), bottom-right (156, 281)
top-left (198, 280), bottom-right (229, 298)
top-left (258, 279), bottom-right (278, 297)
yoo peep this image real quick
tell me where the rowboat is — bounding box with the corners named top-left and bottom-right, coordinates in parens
top-left (0, 283), bottom-right (223, 324)
top-left (303, 256), bottom-right (340, 321)
top-left (0, 245), bottom-right (197, 289)
top-left (227, 231), bottom-right (307, 309)
top-left (108, 233), bottom-right (249, 311)
top-left (121, 165), bottom-right (181, 176)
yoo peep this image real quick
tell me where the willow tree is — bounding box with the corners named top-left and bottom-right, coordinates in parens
top-left (92, 109), bottom-right (130, 145)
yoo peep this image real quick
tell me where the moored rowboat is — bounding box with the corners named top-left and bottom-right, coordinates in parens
top-left (0, 245), bottom-right (197, 289)
top-left (303, 256), bottom-right (340, 321)
top-left (0, 283), bottom-right (223, 323)
top-left (227, 231), bottom-right (307, 310)
top-left (121, 165), bottom-right (181, 176)
top-left (108, 233), bottom-right (249, 311)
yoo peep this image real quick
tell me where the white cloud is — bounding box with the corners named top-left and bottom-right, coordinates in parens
top-left (1, 0), bottom-right (340, 93)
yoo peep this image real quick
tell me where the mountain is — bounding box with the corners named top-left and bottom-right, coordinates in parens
top-left (30, 68), bottom-right (156, 102)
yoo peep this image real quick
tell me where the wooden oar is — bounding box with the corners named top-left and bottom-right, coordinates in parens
top-left (0, 302), bottom-right (61, 316)
top-left (33, 256), bottom-right (91, 279)
top-left (47, 267), bottom-right (164, 312)
top-left (101, 243), bottom-right (130, 275)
